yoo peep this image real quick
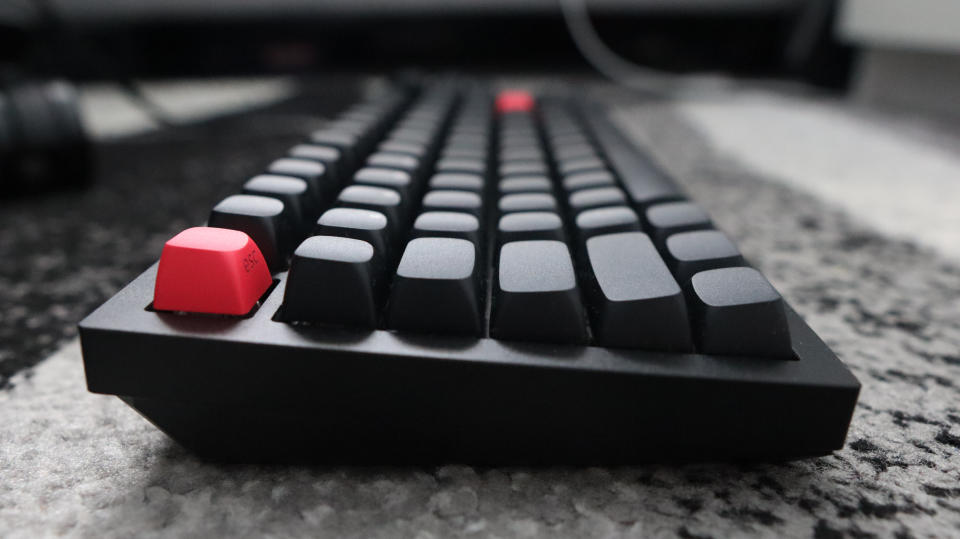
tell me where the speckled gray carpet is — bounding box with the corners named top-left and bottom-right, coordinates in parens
top-left (2, 81), bottom-right (959, 538)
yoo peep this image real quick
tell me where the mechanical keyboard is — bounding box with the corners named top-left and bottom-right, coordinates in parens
top-left (78, 81), bottom-right (860, 463)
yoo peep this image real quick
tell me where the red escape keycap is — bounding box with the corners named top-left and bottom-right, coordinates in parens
top-left (496, 90), bottom-right (535, 113)
top-left (153, 227), bottom-right (272, 315)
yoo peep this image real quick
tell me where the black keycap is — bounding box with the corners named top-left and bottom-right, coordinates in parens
top-left (339, 108), bottom-right (381, 126)
top-left (292, 143), bottom-right (347, 161)
top-left (498, 193), bottom-right (557, 213)
top-left (403, 109), bottom-right (442, 123)
top-left (366, 152), bottom-right (420, 176)
top-left (645, 201), bottom-right (712, 247)
top-left (450, 124), bottom-right (488, 137)
top-left (497, 212), bottom-right (565, 245)
top-left (584, 232), bottom-right (693, 351)
top-left (451, 122), bottom-right (487, 133)
top-left (267, 158), bottom-right (329, 202)
top-left (559, 156), bottom-right (605, 176)
top-left (500, 119), bottom-right (536, 131)
top-left (499, 139), bottom-right (537, 151)
top-left (453, 117), bottom-right (488, 129)
top-left (287, 144), bottom-right (343, 186)
top-left (353, 167), bottom-right (413, 199)
top-left (585, 115), bottom-right (683, 207)
top-left (499, 132), bottom-right (538, 146)
top-left (499, 123), bottom-right (537, 135)
top-left (401, 113), bottom-right (438, 127)
top-left (412, 211), bottom-right (481, 245)
top-left (492, 240), bottom-right (587, 344)
top-left (339, 107), bottom-right (383, 125)
top-left (403, 111), bottom-right (442, 126)
top-left (389, 126), bottom-right (433, 144)
top-left (386, 238), bottom-right (482, 336)
top-left (550, 132), bottom-right (589, 146)
top-left (548, 131), bottom-right (583, 144)
top-left (562, 170), bottom-right (616, 192)
top-left (428, 173), bottom-right (484, 192)
top-left (407, 102), bottom-right (446, 116)
top-left (544, 124), bottom-right (580, 138)
top-left (541, 110), bottom-right (575, 128)
top-left (421, 190), bottom-right (483, 218)
top-left (499, 176), bottom-right (552, 194)
top-left (553, 144), bottom-right (597, 161)
top-left (436, 157), bottom-right (486, 175)
top-left (315, 207), bottom-right (390, 254)
top-left (208, 194), bottom-right (293, 272)
top-left (498, 118), bottom-right (533, 130)
top-left (546, 126), bottom-right (585, 140)
top-left (454, 112), bottom-right (487, 124)
top-left (242, 175), bottom-right (316, 233)
top-left (327, 118), bottom-right (375, 147)
top-left (501, 112), bottom-right (535, 123)
top-left (329, 115), bottom-right (373, 133)
top-left (401, 109), bottom-right (441, 124)
top-left (500, 147), bottom-right (544, 162)
top-left (688, 267), bottom-right (793, 359)
top-left (379, 140), bottom-right (427, 158)
top-left (280, 236), bottom-right (383, 328)
top-left (309, 128), bottom-right (359, 170)
top-left (664, 230), bottom-right (745, 284)
top-left (394, 118), bottom-right (436, 134)
top-left (575, 206), bottom-right (641, 240)
top-left (499, 145), bottom-right (541, 164)
top-left (338, 110), bottom-right (381, 132)
top-left (442, 146), bottom-right (486, 160)
top-left (500, 161), bottom-right (548, 178)
top-left (450, 125), bottom-right (487, 138)
top-left (408, 105), bottom-right (445, 119)
top-left (337, 185), bottom-right (404, 225)
top-left (568, 187), bottom-right (627, 213)
top-left (446, 133), bottom-right (486, 149)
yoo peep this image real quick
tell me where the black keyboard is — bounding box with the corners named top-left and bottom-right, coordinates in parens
top-left (78, 81), bottom-right (860, 463)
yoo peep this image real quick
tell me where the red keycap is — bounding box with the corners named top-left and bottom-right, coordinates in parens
top-left (495, 90), bottom-right (535, 113)
top-left (153, 227), bottom-right (272, 315)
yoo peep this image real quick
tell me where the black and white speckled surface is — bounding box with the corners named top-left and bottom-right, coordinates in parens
top-left (2, 80), bottom-right (960, 537)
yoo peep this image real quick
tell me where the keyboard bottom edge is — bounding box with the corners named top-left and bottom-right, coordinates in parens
top-left (120, 393), bottom-right (852, 465)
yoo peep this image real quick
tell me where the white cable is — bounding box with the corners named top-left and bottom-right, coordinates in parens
top-left (558, 0), bottom-right (735, 97)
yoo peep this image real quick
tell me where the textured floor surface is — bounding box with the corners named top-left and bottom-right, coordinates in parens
top-left (676, 90), bottom-right (960, 261)
top-left (2, 81), bottom-right (959, 537)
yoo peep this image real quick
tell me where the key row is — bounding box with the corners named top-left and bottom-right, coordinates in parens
top-left (487, 106), bottom-right (792, 357)
top-left (152, 89), bottom-right (413, 314)
top-left (281, 91), bottom-right (489, 330)
top-left (489, 111), bottom-right (588, 344)
top-left (204, 91), bottom-right (412, 272)
top-left (167, 87), bottom-right (794, 359)
top-left (380, 96), bottom-right (493, 334)
top-left (542, 106), bottom-right (751, 285)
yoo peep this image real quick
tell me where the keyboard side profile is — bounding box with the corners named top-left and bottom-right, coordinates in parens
top-left (78, 82), bottom-right (860, 463)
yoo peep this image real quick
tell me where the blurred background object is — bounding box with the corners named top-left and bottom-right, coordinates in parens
top-left (0, 79), bottom-right (91, 195)
top-left (2, 0), bottom-right (849, 86)
top-left (839, 0), bottom-right (960, 119)
top-left (2, 0), bottom-right (960, 197)
top-left (0, 0), bottom-right (857, 197)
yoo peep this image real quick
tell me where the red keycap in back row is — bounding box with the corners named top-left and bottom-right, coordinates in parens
top-left (495, 90), bottom-right (535, 114)
top-left (153, 227), bottom-right (272, 316)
